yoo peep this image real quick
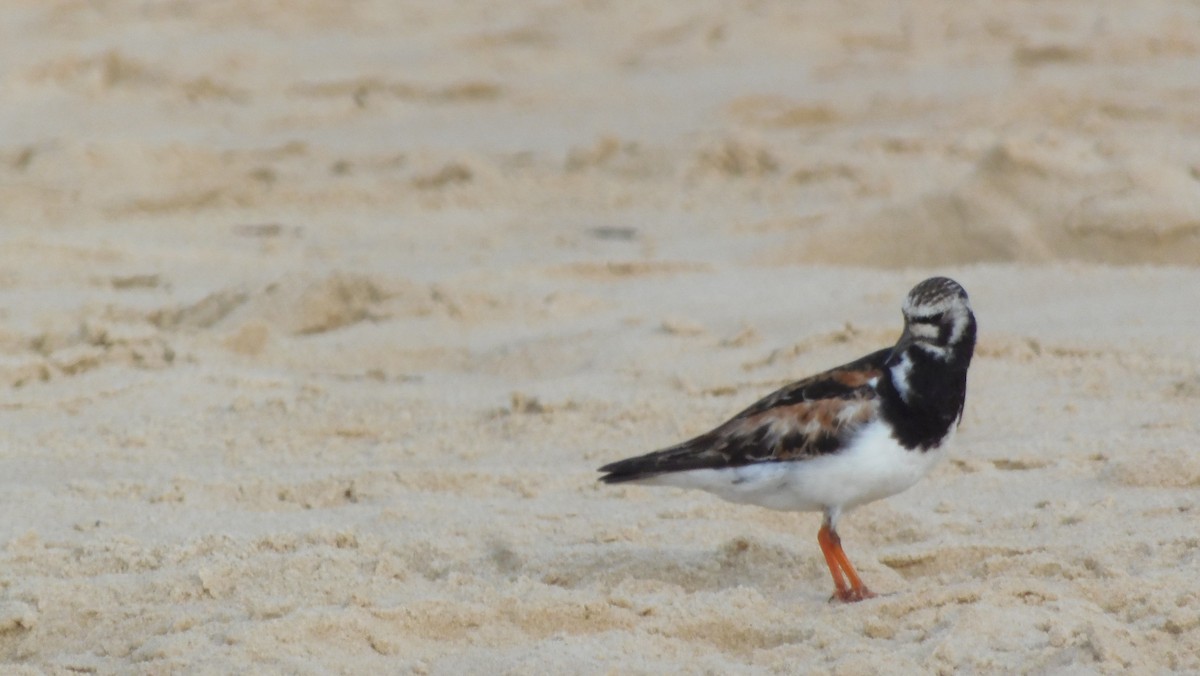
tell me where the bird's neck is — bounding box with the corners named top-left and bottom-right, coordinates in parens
top-left (879, 342), bottom-right (973, 451)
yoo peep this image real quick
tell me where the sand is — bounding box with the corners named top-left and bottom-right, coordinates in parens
top-left (2, 1), bottom-right (1200, 673)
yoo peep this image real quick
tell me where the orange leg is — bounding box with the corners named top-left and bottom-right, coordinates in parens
top-left (817, 524), bottom-right (875, 603)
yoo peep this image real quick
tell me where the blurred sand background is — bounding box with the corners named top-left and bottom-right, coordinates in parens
top-left (2, 1), bottom-right (1200, 673)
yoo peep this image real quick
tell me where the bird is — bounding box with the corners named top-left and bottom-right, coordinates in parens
top-left (598, 277), bottom-right (977, 602)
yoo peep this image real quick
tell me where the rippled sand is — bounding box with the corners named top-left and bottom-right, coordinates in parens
top-left (2, 1), bottom-right (1199, 673)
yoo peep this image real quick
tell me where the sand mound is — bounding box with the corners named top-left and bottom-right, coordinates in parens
top-left (794, 133), bottom-right (1200, 267)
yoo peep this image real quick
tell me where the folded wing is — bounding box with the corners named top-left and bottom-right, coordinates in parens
top-left (599, 348), bottom-right (890, 483)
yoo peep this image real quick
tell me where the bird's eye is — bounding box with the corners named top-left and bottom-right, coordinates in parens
top-left (913, 312), bottom-right (946, 325)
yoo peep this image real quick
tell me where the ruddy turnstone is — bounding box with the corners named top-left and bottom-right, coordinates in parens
top-left (599, 277), bottom-right (976, 602)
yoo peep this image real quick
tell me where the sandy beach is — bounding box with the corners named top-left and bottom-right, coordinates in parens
top-left (2, 1), bottom-right (1200, 673)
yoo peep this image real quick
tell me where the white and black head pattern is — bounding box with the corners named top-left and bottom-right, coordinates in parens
top-left (882, 277), bottom-right (977, 449)
top-left (900, 277), bottom-right (975, 360)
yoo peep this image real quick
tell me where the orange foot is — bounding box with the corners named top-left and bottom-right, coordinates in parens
top-left (829, 586), bottom-right (876, 604)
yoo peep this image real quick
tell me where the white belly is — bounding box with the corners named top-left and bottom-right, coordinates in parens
top-left (643, 420), bottom-right (950, 513)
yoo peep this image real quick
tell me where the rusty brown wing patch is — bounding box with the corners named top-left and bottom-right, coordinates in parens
top-left (718, 398), bottom-right (879, 465)
top-left (730, 348), bottom-right (887, 419)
